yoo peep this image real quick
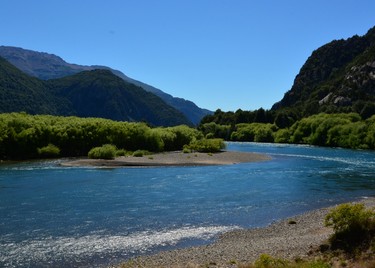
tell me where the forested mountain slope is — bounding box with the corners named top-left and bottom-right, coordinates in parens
top-left (47, 69), bottom-right (191, 126)
top-left (0, 46), bottom-right (212, 124)
top-left (200, 26), bottom-right (375, 128)
top-left (0, 57), bottom-right (191, 126)
top-left (0, 57), bottom-right (68, 115)
top-left (272, 26), bottom-right (375, 119)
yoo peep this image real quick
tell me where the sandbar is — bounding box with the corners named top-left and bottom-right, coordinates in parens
top-left (61, 151), bottom-right (270, 167)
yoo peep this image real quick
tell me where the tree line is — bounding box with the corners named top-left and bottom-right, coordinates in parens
top-left (1, 112), bottom-right (374, 160)
top-left (0, 113), bottom-right (203, 159)
top-left (199, 113), bottom-right (375, 150)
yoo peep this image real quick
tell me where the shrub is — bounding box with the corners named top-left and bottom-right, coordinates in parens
top-left (231, 123), bottom-right (276, 142)
top-left (253, 254), bottom-right (288, 268)
top-left (247, 254), bottom-right (330, 268)
top-left (37, 144), bottom-right (60, 158)
top-left (184, 138), bottom-right (226, 153)
top-left (274, 129), bottom-right (291, 143)
top-left (199, 122), bottom-right (232, 140)
top-left (115, 149), bottom-right (128, 157)
top-left (132, 150), bottom-right (150, 157)
top-left (325, 203), bottom-right (375, 250)
top-left (88, 144), bottom-right (117, 159)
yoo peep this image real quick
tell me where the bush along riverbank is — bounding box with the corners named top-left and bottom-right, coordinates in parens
top-left (1, 111), bottom-right (374, 160)
top-left (117, 200), bottom-right (375, 268)
top-left (0, 113), bottom-right (226, 160)
top-left (199, 112), bottom-right (375, 150)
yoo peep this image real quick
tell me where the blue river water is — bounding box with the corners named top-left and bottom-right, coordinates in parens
top-left (1, 142), bottom-right (375, 267)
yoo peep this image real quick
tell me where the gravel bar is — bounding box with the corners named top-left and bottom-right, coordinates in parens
top-left (115, 198), bottom-right (375, 268)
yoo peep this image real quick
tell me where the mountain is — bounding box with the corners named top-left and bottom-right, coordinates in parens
top-left (272, 26), bottom-right (375, 119)
top-left (0, 56), bottom-right (192, 126)
top-left (0, 46), bottom-right (212, 124)
top-left (47, 69), bottom-right (192, 125)
top-left (0, 56), bottom-right (69, 115)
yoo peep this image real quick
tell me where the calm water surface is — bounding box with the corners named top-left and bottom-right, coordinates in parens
top-left (1, 142), bottom-right (375, 267)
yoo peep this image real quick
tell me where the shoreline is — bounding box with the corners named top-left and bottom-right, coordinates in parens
top-left (61, 151), bottom-right (271, 167)
top-left (115, 197), bottom-right (375, 268)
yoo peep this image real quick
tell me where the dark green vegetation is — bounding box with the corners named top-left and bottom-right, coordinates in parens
top-left (200, 26), bottom-right (375, 150)
top-left (37, 143), bottom-right (61, 158)
top-left (0, 46), bottom-right (212, 125)
top-left (0, 57), bottom-right (65, 115)
top-left (273, 26), bottom-right (375, 118)
top-left (239, 203), bottom-right (375, 268)
top-left (200, 113), bottom-right (375, 150)
top-left (47, 69), bottom-right (191, 126)
top-left (183, 138), bottom-right (226, 153)
top-left (202, 26), bottom-right (375, 126)
top-left (325, 203), bottom-right (375, 252)
top-left (240, 254), bottom-right (330, 268)
top-left (2, 26), bottom-right (375, 153)
top-left (88, 144), bottom-right (117, 160)
top-left (0, 56), bottom-right (191, 126)
top-left (0, 113), bottom-right (205, 160)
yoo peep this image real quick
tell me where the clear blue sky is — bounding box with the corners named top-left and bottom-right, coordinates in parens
top-left (1, 1), bottom-right (374, 112)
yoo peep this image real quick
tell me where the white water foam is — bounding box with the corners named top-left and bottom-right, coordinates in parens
top-left (269, 152), bottom-right (375, 168)
top-left (1, 225), bottom-right (238, 267)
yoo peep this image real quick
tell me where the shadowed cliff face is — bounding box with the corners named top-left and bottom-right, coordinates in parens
top-left (272, 26), bottom-right (375, 118)
top-left (0, 46), bottom-right (212, 125)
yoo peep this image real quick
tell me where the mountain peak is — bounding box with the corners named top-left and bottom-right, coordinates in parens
top-left (271, 25), bottom-right (375, 118)
top-left (0, 56), bottom-right (192, 126)
top-left (0, 46), bottom-right (212, 124)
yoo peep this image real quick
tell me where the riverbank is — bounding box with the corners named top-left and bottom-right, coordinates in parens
top-left (61, 151), bottom-right (270, 167)
top-left (115, 197), bottom-right (375, 268)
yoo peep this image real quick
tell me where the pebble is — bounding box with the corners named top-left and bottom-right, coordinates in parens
top-left (114, 198), bottom-right (375, 268)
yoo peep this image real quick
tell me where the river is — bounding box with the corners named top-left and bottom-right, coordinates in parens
top-left (1, 142), bottom-right (375, 267)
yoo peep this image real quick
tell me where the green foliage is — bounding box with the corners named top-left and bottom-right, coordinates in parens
top-left (274, 129), bottom-right (292, 143)
top-left (0, 113), bottom-right (201, 159)
top-left (247, 254), bottom-right (330, 268)
top-left (200, 108), bottom-right (275, 127)
top-left (253, 254), bottom-right (289, 268)
top-left (0, 56), bottom-right (191, 127)
top-left (0, 57), bottom-right (63, 115)
top-left (325, 203), bottom-right (375, 251)
top-left (132, 150), bottom-right (150, 157)
top-left (231, 123), bottom-right (276, 142)
top-left (364, 115), bottom-right (375, 149)
top-left (184, 138), bottom-right (226, 153)
top-left (37, 144), bottom-right (60, 158)
top-left (198, 112), bottom-right (375, 150)
top-left (88, 144), bottom-right (117, 159)
top-left (115, 149), bottom-right (128, 157)
top-left (150, 125), bottom-right (203, 152)
top-left (199, 28), bottom-right (375, 131)
top-left (289, 113), bottom-right (370, 148)
top-left (274, 110), bottom-right (297, 128)
top-left (198, 122), bottom-right (232, 140)
top-left (274, 28), bottom-right (375, 115)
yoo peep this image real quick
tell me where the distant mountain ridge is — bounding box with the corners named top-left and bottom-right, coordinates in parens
top-left (272, 26), bottom-right (375, 118)
top-left (0, 56), bottom-right (191, 126)
top-left (0, 46), bottom-right (212, 124)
